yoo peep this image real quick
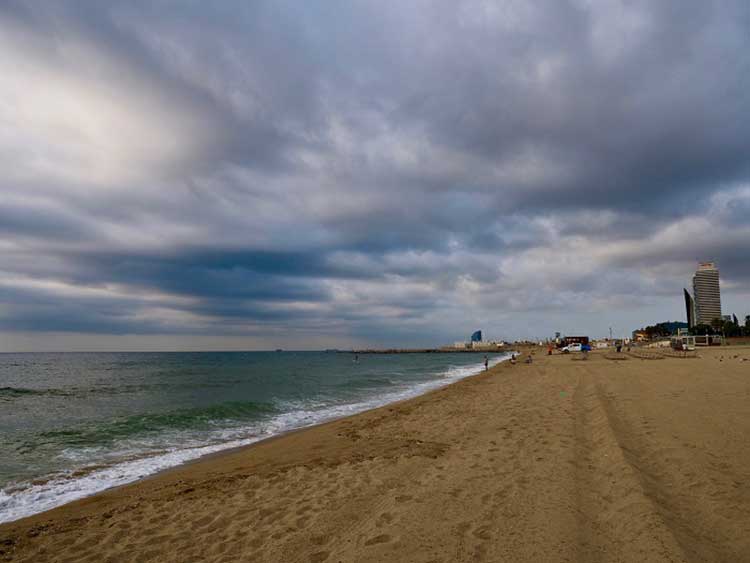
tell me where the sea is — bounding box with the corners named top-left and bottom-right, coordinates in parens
top-left (0, 350), bottom-right (510, 523)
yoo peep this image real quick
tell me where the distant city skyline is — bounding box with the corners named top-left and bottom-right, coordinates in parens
top-left (1, 2), bottom-right (750, 351)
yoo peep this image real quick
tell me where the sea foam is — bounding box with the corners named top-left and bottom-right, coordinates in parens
top-left (0, 354), bottom-right (508, 523)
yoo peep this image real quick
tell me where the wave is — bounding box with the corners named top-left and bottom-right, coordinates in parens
top-left (0, 354), bottom-right (510, 524)
top-left (33, 401), bottom-right (279, 448)
top-left (84, 380), bottom-right (241, 396)
top-left (362, 376), bottom-right (398, 386)
top-left (0, 387), bottom-right (71, 400)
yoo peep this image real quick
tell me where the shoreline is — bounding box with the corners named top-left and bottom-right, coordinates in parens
top-left (347, 348), bottom-right (512, 354)
top-left (0, 352), bottom-right (514, 526)
top-left (3, 346), bottom-right (749, 562)
top-left (1, 353), bottom-right (511, 529)
top-left (137, 353), bottom-right (514, 491)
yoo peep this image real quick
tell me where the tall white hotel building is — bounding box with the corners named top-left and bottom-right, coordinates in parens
top-left (692, 262), bottom-right (722, 325)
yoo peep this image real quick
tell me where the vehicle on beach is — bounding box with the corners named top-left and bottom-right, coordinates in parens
top-left (561, 343), bottom-right (582, 353)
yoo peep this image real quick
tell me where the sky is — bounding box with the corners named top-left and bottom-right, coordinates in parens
top-left (1, 1), bottom-right (749, 351)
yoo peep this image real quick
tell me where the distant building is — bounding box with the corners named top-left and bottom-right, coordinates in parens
top-left (632, 330), bottom-right (649, 342)
top-left (683, 288), bottom-right (696, 329)
top-left (471, 340), bottom-right (504, 350)
top-left (656, 321), bottom-right (689, 335)
top-left (692, 262), bottom-right (721, 325)
top-left (450, 330), bottom-right (505, 350)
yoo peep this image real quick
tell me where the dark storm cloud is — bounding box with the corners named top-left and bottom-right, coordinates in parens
top-left (0, 200), bottom-right (93, 241)
top-left (1, 0), bottom-right (750, 347)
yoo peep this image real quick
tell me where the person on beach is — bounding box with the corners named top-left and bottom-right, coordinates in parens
top-left (510, 354), bottom-right (517, 365)
top-left (484, 355), bottom-right (489, 371)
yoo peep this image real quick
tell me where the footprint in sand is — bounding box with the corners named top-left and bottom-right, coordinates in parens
top-left (310, 534), bottom-right (331, 546)
top-left (365, 534), bottom-right (392, 546)
top-left (296, 515), bottom-right (311, 529)
top-left (376, 512), bottom-right (395, 527)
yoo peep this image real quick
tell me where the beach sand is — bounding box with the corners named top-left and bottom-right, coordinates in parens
top-left (2, 347), bottom-right (750, 562)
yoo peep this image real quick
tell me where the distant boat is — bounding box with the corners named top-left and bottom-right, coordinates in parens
top-left (275, 349), bottom-right (283, 352)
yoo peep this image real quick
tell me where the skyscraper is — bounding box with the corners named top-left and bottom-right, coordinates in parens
top-left (683, 288), bottom-right (695, 329)
top-left (692, 262), bottom-right (721, 325)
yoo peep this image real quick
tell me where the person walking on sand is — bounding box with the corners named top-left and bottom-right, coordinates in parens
top-left (484, 355), bottom-right (489, 371)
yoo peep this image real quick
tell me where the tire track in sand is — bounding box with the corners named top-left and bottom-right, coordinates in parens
top-left (573, 363), bottom-right (688, 563)
top-left (594, 372), bottom-right (750, 563)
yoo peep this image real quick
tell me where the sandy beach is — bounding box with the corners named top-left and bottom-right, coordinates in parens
top-left (2, 346), bottom-right (749, 562)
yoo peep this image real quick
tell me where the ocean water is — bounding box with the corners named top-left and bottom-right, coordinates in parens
top-left (0, 351), bottom-right (509, 523)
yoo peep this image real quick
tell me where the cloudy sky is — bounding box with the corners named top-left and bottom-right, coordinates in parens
top-left (1, 1), bottom-right (749, 351)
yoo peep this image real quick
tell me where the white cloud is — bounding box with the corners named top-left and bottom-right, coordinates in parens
top-left (0, 20), bottom-right (218, 190)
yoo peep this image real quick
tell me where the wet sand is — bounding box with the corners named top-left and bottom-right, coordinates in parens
top-left (2, 346), bottom-right (750, 562)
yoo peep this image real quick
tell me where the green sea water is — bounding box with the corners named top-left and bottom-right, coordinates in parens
top-left (0, 350), bottom-right (508, 523)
